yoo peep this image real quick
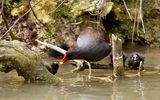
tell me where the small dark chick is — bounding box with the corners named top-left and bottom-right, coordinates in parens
top-left (128, 52), bottom-right (144, 70)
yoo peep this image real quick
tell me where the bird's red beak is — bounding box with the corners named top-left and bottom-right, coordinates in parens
top-left (60, 53), bottom-right (67, 64)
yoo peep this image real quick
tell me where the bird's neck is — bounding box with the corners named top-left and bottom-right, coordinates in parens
top-left (66, 48), bottom-right (82, 60)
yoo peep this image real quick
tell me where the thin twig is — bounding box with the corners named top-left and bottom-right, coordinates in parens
top-left (122, 0), bottom-right (133, 21)
top-left (29, 1), bottom-right (45, 26)
top-left (132, 12), bottom-right (136, 44)
top-left (71, 21), bottom-right (83, 25)
top-left (1, 0), bottom-right (15, 40)
top-left (139, 0), bottom-right (145, 33)
top-left (1, 0), bottom-right (43, 39)
top-left (49, 0), bottom-right (66, 14)
top-left (136, 0), bottom-right (145, 34)
top-left (1, 13), bottom-right (9, 29)
top-left (0, 0), bottom-right (9, 30)
top-left (136, 0), bottom-right (140, 34)
top-left (1, 9), bottom-right (31, 39)
top-left (0, 0), bottom-right (4, 14)
top-left (140, 15), bottom-right (145, 33)
top-left (55, 0), bottom-right (66, 11)
top-left (132, 0), bottom-right (138, 44)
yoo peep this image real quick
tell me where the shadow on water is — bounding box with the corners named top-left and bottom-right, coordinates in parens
top-left (0, 44), bottom-right (160, 100)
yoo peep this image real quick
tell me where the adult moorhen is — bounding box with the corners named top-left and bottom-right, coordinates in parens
top-left (60, 27), bottom-right (112, 64)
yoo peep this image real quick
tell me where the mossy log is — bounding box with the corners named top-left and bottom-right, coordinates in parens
top-left (0, 40), bottom-right (60, 85)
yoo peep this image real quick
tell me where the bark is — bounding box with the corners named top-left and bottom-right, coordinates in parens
top-left (0, 40), bottom-right (60, 85)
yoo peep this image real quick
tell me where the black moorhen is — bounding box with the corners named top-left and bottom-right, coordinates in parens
top-left (60, 27), bottom-right (112, 64)
top-left (128, 52), bottom-right (144, 70)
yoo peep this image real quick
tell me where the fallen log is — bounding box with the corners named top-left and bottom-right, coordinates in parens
top-left (0, 40), bottom-right (60, 85)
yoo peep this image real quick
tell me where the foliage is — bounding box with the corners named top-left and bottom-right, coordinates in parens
top-left (55, 6), bottom-right (71, 18)
top-left (4, 0), bottom-right (13, 5)
top-left (29, 0), bottom-right (57, 24)
top-left (11, 5), bottom-right (26, 16)
top-left (28, 0), bottom-right (57, 39)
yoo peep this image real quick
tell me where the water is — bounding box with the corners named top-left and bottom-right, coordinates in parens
top-left (0, 72), bottom-right (160, 100)
top-left (0, 44), bottom-right (160, 100)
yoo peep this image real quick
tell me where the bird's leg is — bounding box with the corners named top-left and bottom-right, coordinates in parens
top-left (83, 60), bottom-right (92, 79)
top-left (71, 60), bottom-right (85, 72)
top-left (71, 60), bottom-right (92, 79)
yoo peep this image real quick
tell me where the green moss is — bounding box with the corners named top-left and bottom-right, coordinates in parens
top-left (55, 6), bottom-right (71, 18)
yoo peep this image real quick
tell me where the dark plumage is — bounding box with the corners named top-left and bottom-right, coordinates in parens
top-left (128, 52), bottom-right (144, 70)
top-left (48, 44), bottom-right (69, 58)
top-left (46, 62), bottom-right (59, 75)
top-left (60, 27), bottom-right (112, 64)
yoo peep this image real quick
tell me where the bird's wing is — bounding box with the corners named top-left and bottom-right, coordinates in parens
top-left (76, 32), bottom-right (98, 49)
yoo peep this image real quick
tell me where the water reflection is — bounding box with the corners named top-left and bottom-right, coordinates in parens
top-left (58, 73), bottom-right (160, 100)
top-left (0, 71), bottom-right (160, 100)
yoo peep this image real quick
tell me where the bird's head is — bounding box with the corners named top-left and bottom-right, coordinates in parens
top-left (131, 53), bottom-right (141, 63)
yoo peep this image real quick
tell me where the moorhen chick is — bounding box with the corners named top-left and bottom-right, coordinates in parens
top-left (60, 27), bottom-right (112, 64)
top-left (128, 52), bottom-right (144, 70)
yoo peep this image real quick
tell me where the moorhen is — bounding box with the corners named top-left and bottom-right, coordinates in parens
top-left (128, 52), bottom-right (144, 70)
top-left (60, 27), bottom-right (112, 64)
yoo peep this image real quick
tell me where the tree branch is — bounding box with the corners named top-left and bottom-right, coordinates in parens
top-left (0, 0), bottom-right (4, 14)
top-left (122, 0), bottom-right (133, 21)
top-left (0, 0), bottom-right (9, 30)
top-left (29, 1), bottom-right (45, 26)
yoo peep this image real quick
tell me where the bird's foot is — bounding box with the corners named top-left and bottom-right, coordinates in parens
top-left (71, 60), bottom-right (86, 73)
top-left (71, 60), bottom-right (92, 79)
